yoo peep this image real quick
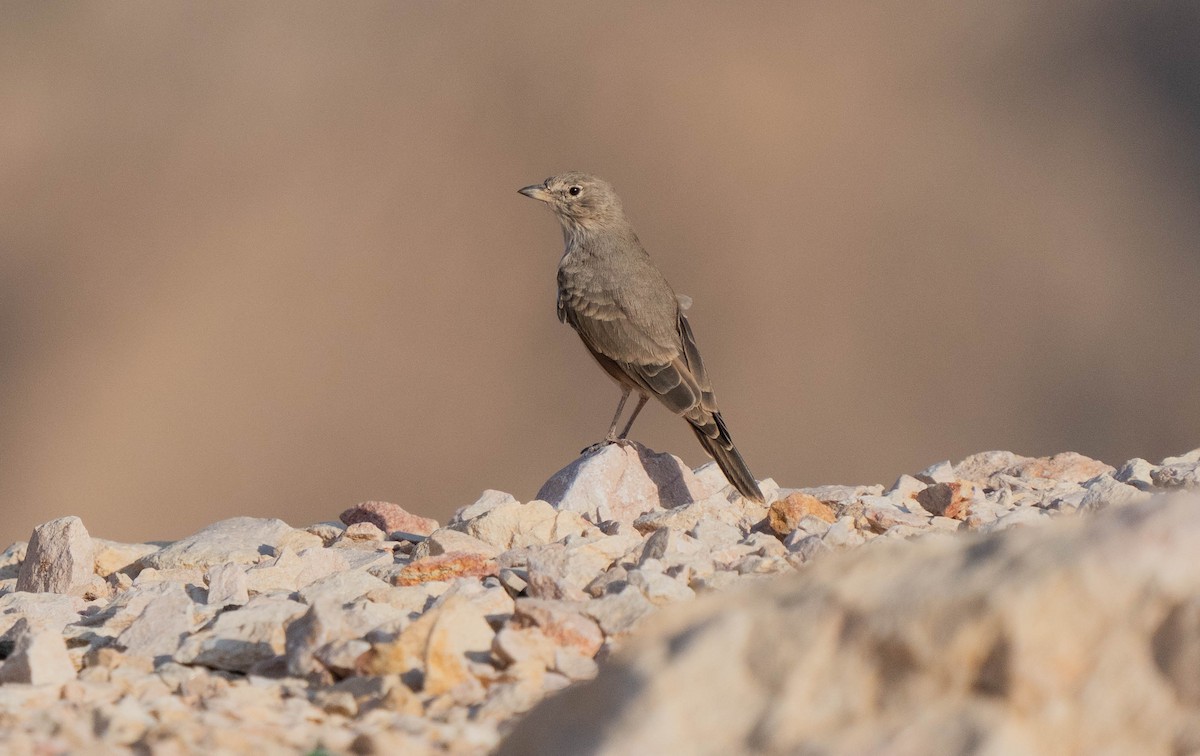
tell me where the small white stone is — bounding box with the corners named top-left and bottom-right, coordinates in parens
top-left (979, 507), bottom-right (1050, 534)
top-left (298, 570), bottom-right (388, 607)
top-left (626, 569), bottom-right (695, 605)
top-left (822, 517), bottom-right (865, 549)
top-left (284, 600), bottom-right (350, 677)
top-left (418, 529), bottom-right (501, 559)
top-left (117, 583), bottom-right (200, 659)
top-left (915, 460), bottom-right (956, 484)
top-left (498, 568), bottom-right (529, 596)
top-left (525, 542), bottom-right (612, 601)
top-left (638, 527), bottom-right (703, 567)
top-left (740, 532), bottom-right (789, 559)
top-left (493, 626), bottom-right (555, 668)
top-left (887, 474), bottom-right (929, 498)
top-left (929, 516), bottom-right (962, 533)
top-left (1161, 448), bottom-right (1200, 465)
top-left (463, 500), bottom-right (576, 550)
top-left (205, 563), bottom-right (250, 607)
top-left (454, 490), bottom-right (520, 523)
top-left (583, 584), bottom-right (654, 637)
top-left (793, 515), bottom-right (832, 538)
top-left (315, 639), bottom-right (371, 677)
top-left (0, 618), bottom-right (76, 685)
top-left (552, 647), bottom-right (599, 681)
top-left (689, 520), bottom-right (742, 549)
top-left (1113, 458), bottom-right (1155, 490)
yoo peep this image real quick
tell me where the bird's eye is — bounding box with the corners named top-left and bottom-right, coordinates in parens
top-left (568, 186), bottom-right (582, 196)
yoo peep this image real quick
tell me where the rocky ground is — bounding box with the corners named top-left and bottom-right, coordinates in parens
top-left (0, 444), bottom-right (1197, 754)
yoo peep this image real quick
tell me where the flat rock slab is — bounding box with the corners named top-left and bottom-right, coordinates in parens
top-left (0, 592), bottom-right (84, 638)
top-left (139, 517), bottom-right (294, 571)
top-left (175, 596), bottom-right (306, 672)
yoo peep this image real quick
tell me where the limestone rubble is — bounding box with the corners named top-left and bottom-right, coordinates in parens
top-left (0, 444), bottom-right (1195, 754)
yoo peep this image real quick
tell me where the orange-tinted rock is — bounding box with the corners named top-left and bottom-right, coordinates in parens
top-left (392, 552), bottom-right (498, 586)
top-left (916, 481), bottom-right (974, 520)
top-left (768, 493), bottom-right (836, 534)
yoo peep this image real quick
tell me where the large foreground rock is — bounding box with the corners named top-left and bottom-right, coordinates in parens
top-left (500, 494), bottom-right (1200, 755)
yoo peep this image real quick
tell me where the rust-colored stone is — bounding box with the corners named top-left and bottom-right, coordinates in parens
top-left (392, 552), bottom-right (498, 586)
top-left (767, 493), bottom-right (836, 534)
top-left (916, 481), bottom-right (974, 520)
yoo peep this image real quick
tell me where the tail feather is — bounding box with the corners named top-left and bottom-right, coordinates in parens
top-left (690, 413), bottom-right (764, 502)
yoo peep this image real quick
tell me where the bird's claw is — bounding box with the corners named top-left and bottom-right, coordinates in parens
top-left (579, 437), bottom-right (635, 456)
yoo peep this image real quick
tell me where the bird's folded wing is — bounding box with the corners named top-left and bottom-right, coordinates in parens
top-left (624, 313), bottom-right (721, 425)
top-left (558, 280), bottom-right (678, 365)
top-left (677, 313), bottom-right (719, 414)
top-left (626, 355), bottom-right (707, 418)
top-left (567, 311), bottom-right (715, 422)
top-left (559, 262), bottom-right (724, 420)
top-left (557, 286), bottom-right (622, 325)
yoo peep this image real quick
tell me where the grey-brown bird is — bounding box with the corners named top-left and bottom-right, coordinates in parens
top-left (519, 172), bottom-right (764, 502)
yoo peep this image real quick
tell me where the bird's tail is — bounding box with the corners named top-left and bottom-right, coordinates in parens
top-left (690, 412), bottom-right (764, 502)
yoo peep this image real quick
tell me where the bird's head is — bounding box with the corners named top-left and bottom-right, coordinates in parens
top-left (518, 172), bottom-right (625, 234)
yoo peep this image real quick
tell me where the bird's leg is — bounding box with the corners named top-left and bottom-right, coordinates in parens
top-left (617, 393), bottom-right (649, 440)
top-left (581, 386), bottom-right (631, 455)
top-left (604, 386), bottom-right (632, 443)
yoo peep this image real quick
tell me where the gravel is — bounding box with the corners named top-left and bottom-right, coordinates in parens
top-left (0, 441), bottom-right (1195, 753)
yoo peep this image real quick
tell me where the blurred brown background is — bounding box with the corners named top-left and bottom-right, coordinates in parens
top-left (2, 2), bottom-right (1198, 547)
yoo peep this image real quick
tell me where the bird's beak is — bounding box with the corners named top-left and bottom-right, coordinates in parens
top-left (518, 184), bottom-right (552, 203)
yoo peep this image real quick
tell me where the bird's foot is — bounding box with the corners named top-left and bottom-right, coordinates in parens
top-left (579, 436), bottom-right (636, 456)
